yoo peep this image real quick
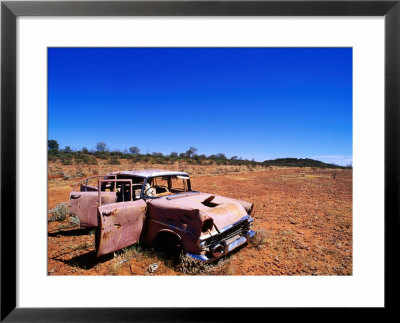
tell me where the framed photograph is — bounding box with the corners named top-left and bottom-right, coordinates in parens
top-left (1, 0), bottom-right (398, 320)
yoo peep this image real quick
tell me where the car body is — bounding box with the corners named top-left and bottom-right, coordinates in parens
top-left (69, 169), bottom-right (255, 262)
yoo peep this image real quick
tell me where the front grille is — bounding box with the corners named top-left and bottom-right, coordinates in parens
top-left (204, 219), bottom-right (250, 248)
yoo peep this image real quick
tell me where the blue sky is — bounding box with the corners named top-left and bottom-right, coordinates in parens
top-left (48, 48), bottom-right (352, 166)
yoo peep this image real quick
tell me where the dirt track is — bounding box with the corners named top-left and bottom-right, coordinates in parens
top-left (48, 162), bottom-right (352, 276)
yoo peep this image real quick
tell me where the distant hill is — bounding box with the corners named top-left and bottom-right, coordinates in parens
top-left (262, 158), bottom-right (350, 169)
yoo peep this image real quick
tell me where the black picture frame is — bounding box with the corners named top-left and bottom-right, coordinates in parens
top-left (1, 0), bottom-right (398, 321)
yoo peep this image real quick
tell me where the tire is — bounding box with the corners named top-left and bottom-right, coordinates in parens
top-left (153, 232), bottom-right (183, 259)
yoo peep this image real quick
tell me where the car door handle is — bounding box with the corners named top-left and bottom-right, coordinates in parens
top-left (70, 194), bottom-right (81, 199)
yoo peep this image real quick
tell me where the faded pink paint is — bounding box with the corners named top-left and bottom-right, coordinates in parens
top-left (96, 200), bottom-right (147, 257)
top-left (69, 171), bottom-right (255, 260)
top-left (69, 191), bottom-right (117, 227)
top-left (148, 193), bottom-right (247, 233)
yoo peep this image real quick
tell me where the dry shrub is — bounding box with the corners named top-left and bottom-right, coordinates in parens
top-left (109, 245), bottom-right (141, 275)
top-left (250, 228), bottom-right (268, 250)
top-left (208, 258), bottom-right (235, 275)
top-left (48, 202), bottom-right (69, 222)
top-left (110, 262), bottom-right (122, 275)
top-left (178, 253), bottom-right (235, 275)
top-left (113, 245), bottom-right (140, 263)
top-left (179, 253), bottom-right (209, 275)
top-left (69, 242), bottom-right (93, 252)
top-left (68, 214), bottom-right (80, 227)
top-left (75, 168), bottom-right (86, 177)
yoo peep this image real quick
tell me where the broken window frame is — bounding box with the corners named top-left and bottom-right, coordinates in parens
top-left (97, 179), bottom-right (133, 206)
top-left (71, 174), bottom-right (117, 192)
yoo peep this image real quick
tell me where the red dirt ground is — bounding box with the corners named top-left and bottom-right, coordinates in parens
top-left (48, 161), bottom-right (352, 276)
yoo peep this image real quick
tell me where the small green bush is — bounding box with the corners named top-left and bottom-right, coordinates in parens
top-left (81, 155), bottom-right (97, 165)
top-left (48, 155), bottom-right (57, 162)
top-left (108, 156), bottom-right (121, 165)
top-left (68, 214), bottom-right (80, 227)
top-left (95, 152), bottom-right (109, 160)
top-left (75, 169), bottom-right (86, 177)
top-left (62, 159), bottom-right (72, 165)
top-left (48, 202), bottom-right (69, 222)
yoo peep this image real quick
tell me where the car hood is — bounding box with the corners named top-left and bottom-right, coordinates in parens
top-left (149, 192), bottom-right (249, 231)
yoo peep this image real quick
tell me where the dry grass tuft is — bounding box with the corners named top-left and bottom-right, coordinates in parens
top-left (69, 241), bottom-right (93, 252)
top-left (110, 262), bottom-right (122, 275)
top-left (250, 228), bottom-right (269, 250)
top-left (178, 253), bottom-right (235, 275)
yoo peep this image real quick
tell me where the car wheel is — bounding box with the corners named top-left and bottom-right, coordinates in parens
top-left (153, 232), bottom-right (183, 259)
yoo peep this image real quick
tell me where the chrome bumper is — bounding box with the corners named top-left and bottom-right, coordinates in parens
top-left (187, 229), bottom-right (256, 262)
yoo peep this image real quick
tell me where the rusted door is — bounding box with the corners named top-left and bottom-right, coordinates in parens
top-left (70, 191), bottom-right (117, 227)
top-left (69, 175), bottom-right (117, 228)
top-left (96, 200), bottom-right (147, 257)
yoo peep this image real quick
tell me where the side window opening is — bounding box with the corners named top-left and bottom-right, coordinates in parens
top-left (115, 181), bottom-right (132, 202)
top-left (76, 175), bottom-right (116, 192)
top-left (115, 175), bottom-right (144, 201)
top-left (98, 179), bottom-right (133, 205)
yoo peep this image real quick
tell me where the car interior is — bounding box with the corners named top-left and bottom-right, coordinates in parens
top-left (144, 175), bottom-right (190, 197)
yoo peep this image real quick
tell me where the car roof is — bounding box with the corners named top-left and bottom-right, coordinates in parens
top-left (107, 169), bottom-right (190, 178)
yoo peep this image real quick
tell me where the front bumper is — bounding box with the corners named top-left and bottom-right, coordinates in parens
top-left (187, 229), bottom-right (256, 262)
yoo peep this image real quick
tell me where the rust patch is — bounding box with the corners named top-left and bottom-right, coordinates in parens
top-left (206, 203), bottom-right (241, 216)
top-left (102, 230), bottom-right (112, 242)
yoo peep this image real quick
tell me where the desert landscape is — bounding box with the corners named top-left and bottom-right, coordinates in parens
top-left (48, 160), bottom-right (352, 276)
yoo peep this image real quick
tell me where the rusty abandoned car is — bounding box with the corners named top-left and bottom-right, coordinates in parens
top-left (69, 170), bottom-right (256, 262)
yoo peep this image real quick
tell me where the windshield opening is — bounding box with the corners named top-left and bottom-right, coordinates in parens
top-left (144, 175), bottom-right (191, 198)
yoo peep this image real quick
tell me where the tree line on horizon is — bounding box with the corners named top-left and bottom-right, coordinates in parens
top-left (47, 139), bottom-right (351, 169)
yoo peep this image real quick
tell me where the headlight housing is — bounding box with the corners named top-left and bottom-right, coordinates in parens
top-left (245, 217), bottom-right (254, 230)
top-left (199, 240), bottom-right (209, 251)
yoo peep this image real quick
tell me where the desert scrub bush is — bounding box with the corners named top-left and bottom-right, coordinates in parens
top-left (112, 244), bottom-right (142, 263)
top-left (110, 245), bottom-right (142, 275)
top-left (110, 262), bottom-right (122, 275)
top-left (108, 156), bottom-right (121, 165)
top-left (48, 202), bottom-right (69, 222)
top-left (207, 258), bottom-right (235, 275)
top-left (95, 152), bottom-right (109, 160)
top-left (179, 254), bottom-right (235, 275)
top-left (61, 172), bottom-right (72, 180)
top-left (250, 228), bottom-right (268, 250)
top-left (179, 253), bottom-right (211, 275)
top-left (81, 154), bottom-right (97, 165)
top-left (120, 245), bottom-right (141, 260)
top-left (62, 159), bottom-right (72, 165)
top-left (68, 214), bottom-right (80, 227)
top-left (48, 155), bottom-right (57, 162)
top-left (69, 241), bottom-right (93, 252)
top-left (75, 168), bottom-right (86, 177)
